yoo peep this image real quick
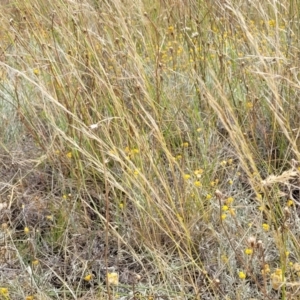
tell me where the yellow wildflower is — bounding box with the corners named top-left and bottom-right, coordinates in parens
top-left (66, 152), bottom-right (72, 158)
top-left (261, 264), bottom-right (270, 275)
top-left (84, 274), bottom-right (93, 281)
top-left (271, 269), bottom-right (284, 290)
top-left (220, 160), bottom-right (227, 167)
top-left (287, 200), bottom-right (294, 207)
top-left (226, 197), bottom-right (234, 205)
top-left (24, 227), bottom-right (30, 234)
top-left (183, 174), bottom-right (191, 180)
top-left (238, 271), bottom-right (246, 279)
top-left (227, 158), bottom-right (233, 165)
top-left (124, 147), bottom-right (140, 158)
top-left (32, 259), bottom-right (39, 266)
top-left (124, 146), bottom-right (130, 154)
top-left (194, 169), bottom-right (203, 177)
top-left (268, 19), bottom-right (276, 27)
top-left (275, 268), bottom-right (282, 276)
top-left (245, 248), bottom-right (253, 255)
top-left (222, 205), bottom-right (229, 211)
top-left (194, 181), bottom-right (202, 187)
top-left (107, 272), bottom-right (119, 286)
top-left (181, 142), bottom-right (189, 148)
top-left (221, 254), bottom-right (228, 263)
top-left (133, 169), bottom-right (139, 177)
top-left (256, 194), bottom-right (262, 200)
top-left (0, 288), bottom-right (8, 296)
top-left (206, 194), bottom-right (212, 200)
top-left (262, 223), bottom-right (270, 231)
top-left (168, 26), bottom-right (174, 33)
top-left (246, 101), bottom-right (253, 109)
top-left (132, 148), bottom-right (139, 154)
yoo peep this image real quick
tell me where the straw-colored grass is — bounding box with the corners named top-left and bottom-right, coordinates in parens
top-left (0, 0), bottom-right (300, 299)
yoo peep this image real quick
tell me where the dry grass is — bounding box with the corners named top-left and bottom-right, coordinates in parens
top-left (0, 0), bottom-right (300, 299)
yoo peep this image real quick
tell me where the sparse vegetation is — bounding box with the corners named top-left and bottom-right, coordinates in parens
top-left (0, 0), bottom-right (300, 299)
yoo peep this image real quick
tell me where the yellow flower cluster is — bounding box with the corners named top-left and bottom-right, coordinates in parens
top-left (107, 272), bottom-right (119, 286)
top-left (221, 197), bottom-right (236, 220)
top-left (124, 146), bottom-right (139, 159)
top-left (270, 268), bottom-right (284, 290)
top-left (194, 169), bottom-right (203, 177)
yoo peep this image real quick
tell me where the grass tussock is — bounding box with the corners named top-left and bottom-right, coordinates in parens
top-left (0, 0), bottom-right (300, 299)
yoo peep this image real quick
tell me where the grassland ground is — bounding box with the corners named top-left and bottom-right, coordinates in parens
top-left (1, 0), bottom-right (300, 299)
